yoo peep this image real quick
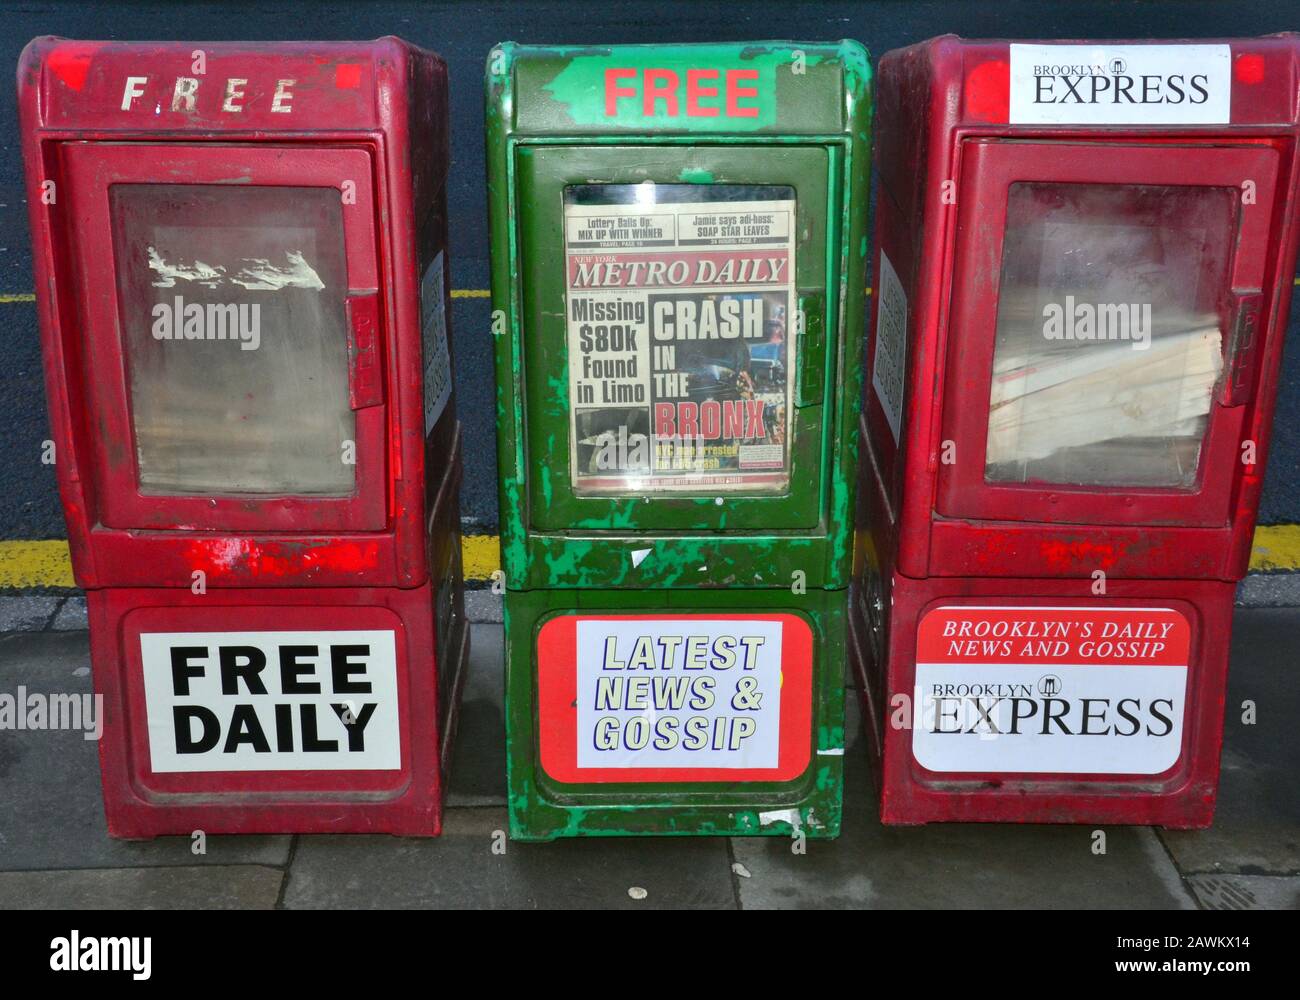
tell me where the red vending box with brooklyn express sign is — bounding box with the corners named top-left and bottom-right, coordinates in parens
top-left (854, 35), bottom-right (1300, 827)
top-left (19, 37), bottom-right (467, 836)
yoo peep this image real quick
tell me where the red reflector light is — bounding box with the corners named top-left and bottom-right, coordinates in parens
top-left (335, 63), bottom-right (362, 88)
top-left (1235, 53), bottom-right (1265, 84)
top-left (48, 43), bottom-right (99, 92)
top-left (965, 59), bottom-right (1009, 122)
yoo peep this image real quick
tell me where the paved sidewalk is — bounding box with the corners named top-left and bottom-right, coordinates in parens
top-left (0, 613), bottom-right (1296, 909)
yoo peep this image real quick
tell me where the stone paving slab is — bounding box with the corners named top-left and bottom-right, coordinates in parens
top-left (284, 807), bottom-right (737, 910)
top-left (1160, 608), bottom-right (1300, 876)
top-left (463, 590), bottom-right (503, 624)
top-left (51, 597), bottom-right (88, 631)
top-left (1236, 572), bottom-right (1300, 607)
top-left (0, 631), bottom-right (291, 871)
top-left (0, 865), bottom-right (284, 909)
top-left (0, 595), bottom-right (58, 633)
top-left (731, 800), bottom-right (1195, 909)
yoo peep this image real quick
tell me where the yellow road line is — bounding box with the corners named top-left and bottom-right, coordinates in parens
top-left (5, 528), bottom-right (1300, 587)
top-left (0, 293), bottom-right (36, 303)
top-left (1244, 524), bottom-right (1300, 572)
top-left (460, 533), bottom-right (501, 580)
top-left (0, 540), bottom-right (76, 588)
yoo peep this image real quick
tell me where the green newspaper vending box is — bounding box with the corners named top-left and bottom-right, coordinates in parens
top-left (486, 41), bottom-right (871, 839)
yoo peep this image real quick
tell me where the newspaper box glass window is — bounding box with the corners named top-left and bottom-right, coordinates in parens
top-left (986, 182), bottom-right (1236, 489)
top-left (111, 184), bottom-right (355, 496)
top-left (62, 142), bottom-right (391, 535)
top-left (935, 137), bottom-right (1276, 529)
top-left (564, 183), bottom-right (796, 495)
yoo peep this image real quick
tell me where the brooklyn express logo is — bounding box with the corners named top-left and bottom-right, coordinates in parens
top-left (1009, 44), bottom-right (1230, 125)
top-left (1029, 56), bottom-right (1211, 107)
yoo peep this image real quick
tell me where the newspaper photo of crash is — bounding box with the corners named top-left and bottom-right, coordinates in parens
top-left (564, 182), bottom-right (796, 495)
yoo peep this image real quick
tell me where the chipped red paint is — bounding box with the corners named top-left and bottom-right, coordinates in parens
top-left (855, 35), bottom-right (1300, 828)
top-left (1037, 538), bottom-right (1123, 572)
top-left (46, 41), bottom-right (100, 91)
top-left (183, 539), bottom-right (382, 580)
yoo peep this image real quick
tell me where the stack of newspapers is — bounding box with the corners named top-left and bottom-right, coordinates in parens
top-left (986, 318), bottom-right (1223, 467)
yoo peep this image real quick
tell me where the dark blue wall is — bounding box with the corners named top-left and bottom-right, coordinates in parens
top-left (2, 1), bottom-right (1298, 538)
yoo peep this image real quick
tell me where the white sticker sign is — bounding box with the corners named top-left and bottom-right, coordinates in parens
top-left (872, 249), bottom-right (908, 441)
top-left (576, 618), bottom-right (783, 770)
top-left (911, 606), bottom-right (1190, 775)
top-left (421, 251), bottom-right (452, 434)
top-left (140, 630), bottom-right (401, 773)
top-left (1009, 44), bottom-right (1231, 125)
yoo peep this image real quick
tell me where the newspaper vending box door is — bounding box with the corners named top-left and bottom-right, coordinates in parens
top-left (854, 35), bottom-right (1300, 827)
top-left (488, 42), bottom-right (872, 839)
top-left (19, 37), bottom-right (468, 836)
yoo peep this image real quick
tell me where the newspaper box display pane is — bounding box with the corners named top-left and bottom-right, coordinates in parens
top-left (515, 142), bottom-right (834, 540)
top-left (986, 182), bottom-right (1235, 488)
top-left (565, 183), bottom-right (795, 495)
top-left (111, 183), bottom-right (355, 496)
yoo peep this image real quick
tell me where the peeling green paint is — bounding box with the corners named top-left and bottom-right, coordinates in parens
top-left (501, 587), bottom-right (847, 840)
top-left (487, 41), bottom-right (870, 839)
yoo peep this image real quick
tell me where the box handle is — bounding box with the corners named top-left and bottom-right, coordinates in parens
top-left (795, 292), bottom-right (825, 408)
top-left (345, 291), bottom-right (384, 410)
top-left (1221, 288), bottom-right (1263, 407)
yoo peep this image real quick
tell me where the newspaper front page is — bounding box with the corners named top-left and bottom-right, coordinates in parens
top-left (563, 183), bottom-right (796, 495)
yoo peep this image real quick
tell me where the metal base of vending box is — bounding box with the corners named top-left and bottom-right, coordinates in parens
top-left (87, 580), bottom-right (467, 838)
top-left (852, 573), bottom-right (1234, 829)
top-left (503, 587), bottom-right (846, 840)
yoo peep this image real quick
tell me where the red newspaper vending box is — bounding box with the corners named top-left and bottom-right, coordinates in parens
top-left (18, 37), bottom-right (468, 836)
top-left (855, 35), bottom-right (1300, 827)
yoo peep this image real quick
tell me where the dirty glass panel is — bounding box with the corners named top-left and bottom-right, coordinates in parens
top-left (109, 184), bottom-right (354, 496)
top-left (563, 182), bottom-right (796, 496)
top-left (986, 182), bottom-right (1236, 488)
